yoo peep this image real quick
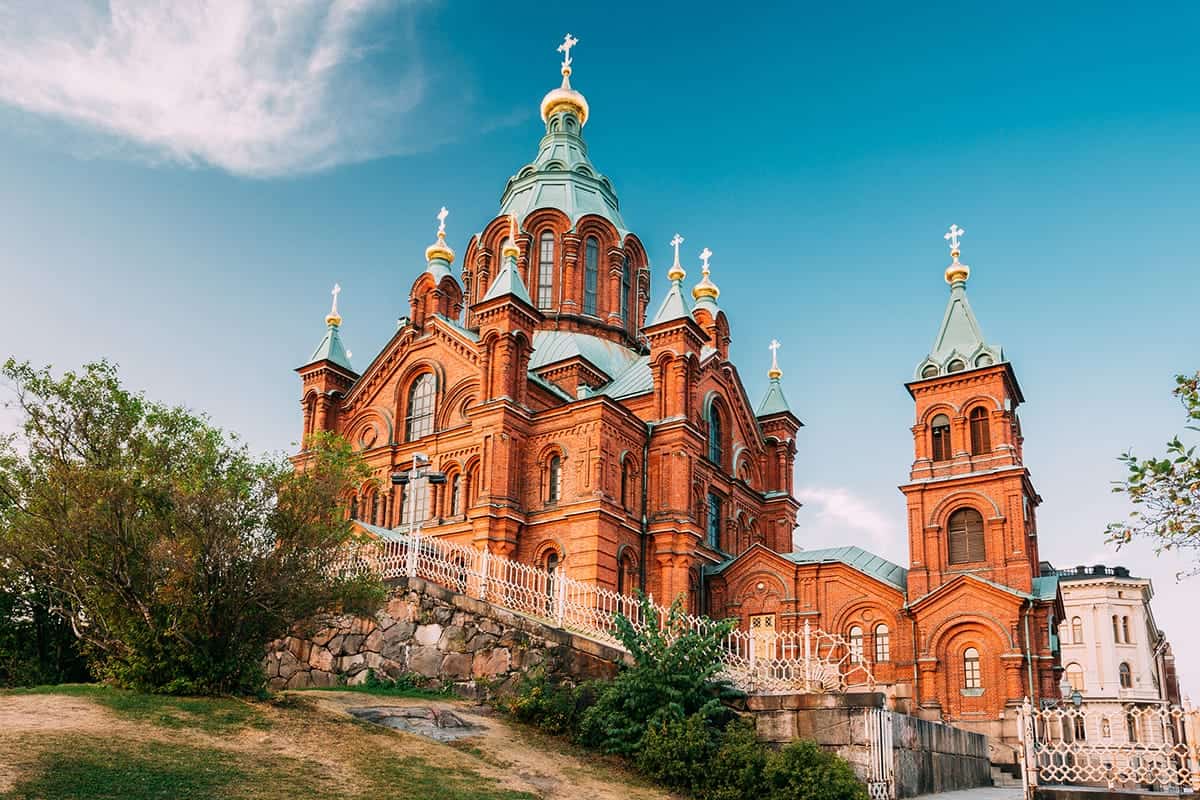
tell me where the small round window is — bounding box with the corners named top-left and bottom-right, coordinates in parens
top-left (975, 353), bottom-right (994, 367)
top-left (921, 364), bottom-right (939, 379)
top-left (947, 359), bottom-right (966, 373)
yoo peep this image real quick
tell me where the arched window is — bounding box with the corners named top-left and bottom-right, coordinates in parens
top-left (1066, 662), bottom-right (1085, 691)
top-left (874, 624), bottom-right (890, 663)
top-left (1125, 711), bottom-right (1138, 742)
top-left (1073, 715), bottom-right (1086, 741)
top-left (931, 414), bottom-right (952, 462)
top-left (583, 236), bottom-right (599, 315)
top-left (620, 459), bottom-right (635, 511)
top-left (706, 492), bottom-right (723, 550)
top-left (1122, 616), bottom-right (1131, 643)
top-left (947, 508), bottom-right (985, 564)
top-left (449, 474), bottom-right (462, 517)
top-left (537, 231), bottom-right (555, 309)
top-left (1071, 616), bottom-right (1083, 644)
top-left (1119, 662), bottom-right (1132, 688)
top-left (405, 373), bottom-right (436, 441)
top-left (617, 550), bottom-right (637, 596)
top-left (707, 404), bottom-right (723, 465)
top-left (848, 626), bottom-right (864, 663)
top-left (947, 358), bottom-right (965, 373)
top-left (921, 363), bottom-right (939, 379)
top-left (620, 254), bottom-right (631, 325)
top-left (401, 481), bottom-right (429, 527)
top-left (465, 462), bottom-right (480, 506)
top-left (969, 406), bottom-right (991, 454)
top-left (350, 495), bottom-right (359, 521)
top-left (963, 647), bottom-right (982, 689)
top-left (1112, 615), bottom-right (1121, 642)
top-left (544, 551), bottom-right (559, 610)
top-left (547, 454), bottom-right (562, 504)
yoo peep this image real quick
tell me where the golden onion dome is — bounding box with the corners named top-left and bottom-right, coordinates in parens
top-left (692, 247), bottom-right (719, 301)
top-left (540, 66), bottom-right (589, 126)
top-left (425, 230), bottom-right (455, 264)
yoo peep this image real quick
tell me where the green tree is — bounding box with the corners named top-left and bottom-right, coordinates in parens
top-left (1107, 372), bottom-right (1200, 577)
top-left (0, 359), bottom-right (383, 694)
top-left (0, 561), bottom-right (89, 686)
top-left (578, 594), bottom-right (740, 755)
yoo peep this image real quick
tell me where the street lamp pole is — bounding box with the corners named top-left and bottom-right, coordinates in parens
top-left (391, 452), bottom-right (446, 578)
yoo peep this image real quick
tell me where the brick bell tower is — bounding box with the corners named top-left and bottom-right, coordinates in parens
top-left (901, 226), bottom-right (1042, 601)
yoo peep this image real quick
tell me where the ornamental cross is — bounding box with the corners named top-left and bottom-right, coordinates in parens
top-left (769, 338), bottom-right (781, 370)
top-left (330, 283), bottom-right (341, 315)
top-left (670, 233), bottom-right (684, 264)
top-left (558, 33), bottom-right (578, 68)
top-left (944, 224), bottom-right (965, 253)
top-left (436, 206), bottom-right (449, 235)
top-left (699, 247), bottom-right (712, 273)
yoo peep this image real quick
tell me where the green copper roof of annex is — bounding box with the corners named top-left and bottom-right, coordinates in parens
top-left (783, 546), bottom-right (909, 592)
top-left (498, 39), bottom-right (627, 236)
top-left (914, 225), bottom-right (1004, 380)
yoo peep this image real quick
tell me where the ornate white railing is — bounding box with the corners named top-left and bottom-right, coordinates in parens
top-left (1018, 699), bottom-right (1200, 795)
top-left (341, 530), bottom-right (875, 694)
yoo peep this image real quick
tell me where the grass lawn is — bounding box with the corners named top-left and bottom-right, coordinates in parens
top-left (0, 685), bottom-right (538, 800)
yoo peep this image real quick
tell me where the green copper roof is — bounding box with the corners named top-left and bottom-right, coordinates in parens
top-left (757, 377), bottom-right (793, 416)
top-left (307, 322), bottom-right (354, 372)
top-left (481, 253), bottom-right (533, 306)
top-left (783, 546), bottom-right (909, 592)
top-left (915, 277), bottom-right (1004, 380)
top-left (530, 330), bottom-right (640, 378)
top-left (498, 109), bottom-right (627, 235)
top-left (1031, 575), bottom-right (1059, 602)
top-left (649, 278), bottom-right (694, 325)
top-left (425, 255), bottom-right (453, 282)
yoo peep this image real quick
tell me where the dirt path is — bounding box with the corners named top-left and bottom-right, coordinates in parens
top-left (301, 691), bottom-right (675, 800)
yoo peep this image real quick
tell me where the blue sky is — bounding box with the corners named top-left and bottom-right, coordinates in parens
top-left (0, 1), bottom-right (1197, 695)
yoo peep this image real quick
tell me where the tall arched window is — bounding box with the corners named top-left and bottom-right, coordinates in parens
top-left (1119, 662), bottom-right (1132, 688)
top-left (1112, 615), bottom-right (1121, 642)
top-left (931, 414), bottom-right (952, 462)
top-left (1071, 616), bottom-right (1083, 644)
top-left (707, 404), bottom-right (723, 465)
top-left (350, 495), bottom-right (359, 521)
top-left (547, 454), bottom-right (562, 504)
top-left (969, 406), bottom-right (991, 454)
top-left (583, 236), bottom-right (599, 315)
top-left (620, 458), bottom-right (635, 511)
top-left (537, 231), bottom-right (555, 309)
top-left (620, 254), bottom-right (631, 325)
top-left (1125, 711), bottom-right (1138, 741)
top-left (963, 647), bottom-right (982, 689)
top-left (706, 492), bottom-right (723, 550)
top-left (1066, 662), bottom-right (1085, 691)
top-left (848, 626), bottom-right (864, 663)
top-left (449, 474), bottom-right (462, 517)
top-left (406, 373), bottom-right (436, 441)
top-left (874, 624), bottom-right (891, 663)
top-left (1122, 616), bottom-right (1131, 643)
top-left (947, 508), bottom-right (985, 564)
top-left (544, 551), bottom-right (559, 610)
top-left (617, 550), bottom-right (637, 596)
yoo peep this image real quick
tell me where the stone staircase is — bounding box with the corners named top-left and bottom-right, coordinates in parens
top-left (990, 761), bottom-right (1022, 789)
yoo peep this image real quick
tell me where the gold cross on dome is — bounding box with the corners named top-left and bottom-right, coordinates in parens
top-left (944, 224), bottom-right (965, 257)
top-left (436, 206), bottom-right (448, 235)
top-left (769, 338), bottom-right (781, 364)
top-left (330, 283), bottom-right (341, 315)
top-left (557, 33), bottom-right (578, 69)
top-left (699, 247), bottom-right (713, 274)
top-left (670, 233), bottom-right (684, 263)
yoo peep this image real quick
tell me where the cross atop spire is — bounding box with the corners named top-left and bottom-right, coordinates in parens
top-left (943, 223), bottom-right (970, 285)
top-left (693, 246), bottom-right (720, 303)
top-left (668, 233), bottom-right (686, 281)
top-left (326, 283), bottom-right (342, 326)
top-left (944, 224), bottom-right (965, 261)
top-left (699, 247), bottom-right (713, 274)
top-left (425, 206), bottom-right (455, 265)
top-left (437, 206), bottom-right (449, 235)
top-left (558, 34), bottom-right (579, 72)
top-left (768, 339), bottom-right (782, 379)
top-left (502, 214), bottom-right (520, 258)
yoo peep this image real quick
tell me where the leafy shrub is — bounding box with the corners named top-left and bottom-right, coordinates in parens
top-left (498, 670), bottom-right (591, 736)
top-left (695, 717), bottom-right (768, 800)
top-left (635, 712), bottom-right (719, 792)
top-left (761, 739), bottom-right (869, 800)
top-left (577, 595), bottom-right (739, 755)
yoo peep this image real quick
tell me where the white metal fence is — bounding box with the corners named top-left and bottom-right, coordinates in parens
top-left (342, 530), bottom-right (875, 695)
top-left (1018, 699), bottom-right (1200, 796)
top-left (865, 707), bottom-right (896, 799)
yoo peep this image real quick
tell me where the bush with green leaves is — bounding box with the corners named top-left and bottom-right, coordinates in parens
top-left (497, 670), bottom-right (592, 736)
top-left (578, 594), bottom-right (740, 755)
top-left (0, 359), bottom-right (384, 695)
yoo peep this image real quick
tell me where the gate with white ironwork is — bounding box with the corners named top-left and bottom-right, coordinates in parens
top-left (1017, 699), bottom-right (1200, 798)
top-left (865, 707), bottom-right (896, 800)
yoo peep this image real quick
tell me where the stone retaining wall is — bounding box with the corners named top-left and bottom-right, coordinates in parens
top-left (265, 576), bottom-right (625, 696)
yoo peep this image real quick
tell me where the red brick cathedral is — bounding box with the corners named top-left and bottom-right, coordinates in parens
top-left (295, 39), bottom-right (1062, 746)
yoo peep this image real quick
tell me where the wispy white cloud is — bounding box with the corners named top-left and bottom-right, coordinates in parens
top-left (0, 0), bottom-right (436, 176)
top-left (794, 485), bottom-right (904, 562)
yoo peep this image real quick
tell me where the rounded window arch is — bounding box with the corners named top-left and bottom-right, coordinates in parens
top-left (947, 358), bottom-right (966, 373)
top-left (619, 253), bottom-right (632, 327)
top-left (921, 363), bottom-right (939, 379)
top-left (405, 373), bottom-right (436, 441)
top-left (874, 624), bottom-right (891, 663)
top-left (620, 455), bottom-right (637, 512)
top-left (963, 646), bottom-right (982, 689)
top-left (969, 406), bottom-right (991, 455)
top-left (537, 231), bottom-right (555, 310)
top-left (848, 625), bottom-right (864, 663)
top-left (975, 353), bottom-right (994, 367)
top-left (931, 413), bottom-right (952, 462)
top-left (1119, 661), bottom-right (1132, 688)
top-left (947, 508), bottom-right (985, 564)
top-left (1066, 662), bottom-right (1085, 691)
top-left (616, 547), bottom-right (638, 596)
top-left (583, 236), bottom-right (599, 315)
top-left (707, 402), bottom-right (724, 466)
top-left (1071, 616), bottom-right (1083, 644)
top-left (546, 452), bottom-right (563, 504)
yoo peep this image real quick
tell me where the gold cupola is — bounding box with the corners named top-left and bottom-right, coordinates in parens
top-left (692, 247), bottom-right (720, 302)
top-left (540, 33), bottom-right (589, 126)
top-left (425, 206), bottom-right (455, 264)
top-left (943, 223), bottom-right (970, 285)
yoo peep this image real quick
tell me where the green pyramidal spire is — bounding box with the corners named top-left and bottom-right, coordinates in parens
top-left (650, 233), bottom-right (694, 324)
top-left (306, 283), bottom-right (355, 373)
top-left (482, 218), bottom-right (534, 306)
top-left (757, 339), bottom-right (794, 416)
top-left (914, 226), bottom-right (1004, 380)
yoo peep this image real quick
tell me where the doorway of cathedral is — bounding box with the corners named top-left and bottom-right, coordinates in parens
top-left (749, 613), bottom-right (776, 663)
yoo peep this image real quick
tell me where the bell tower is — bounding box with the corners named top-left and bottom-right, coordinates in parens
top-left (901, 226), bottom-right (1042, 600)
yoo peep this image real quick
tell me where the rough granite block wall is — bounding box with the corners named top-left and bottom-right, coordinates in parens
top-left (264, 576), bottom-right (625, 697)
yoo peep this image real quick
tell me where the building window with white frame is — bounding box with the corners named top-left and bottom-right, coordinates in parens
top-left (963, 647), bottom-right (982, 690)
